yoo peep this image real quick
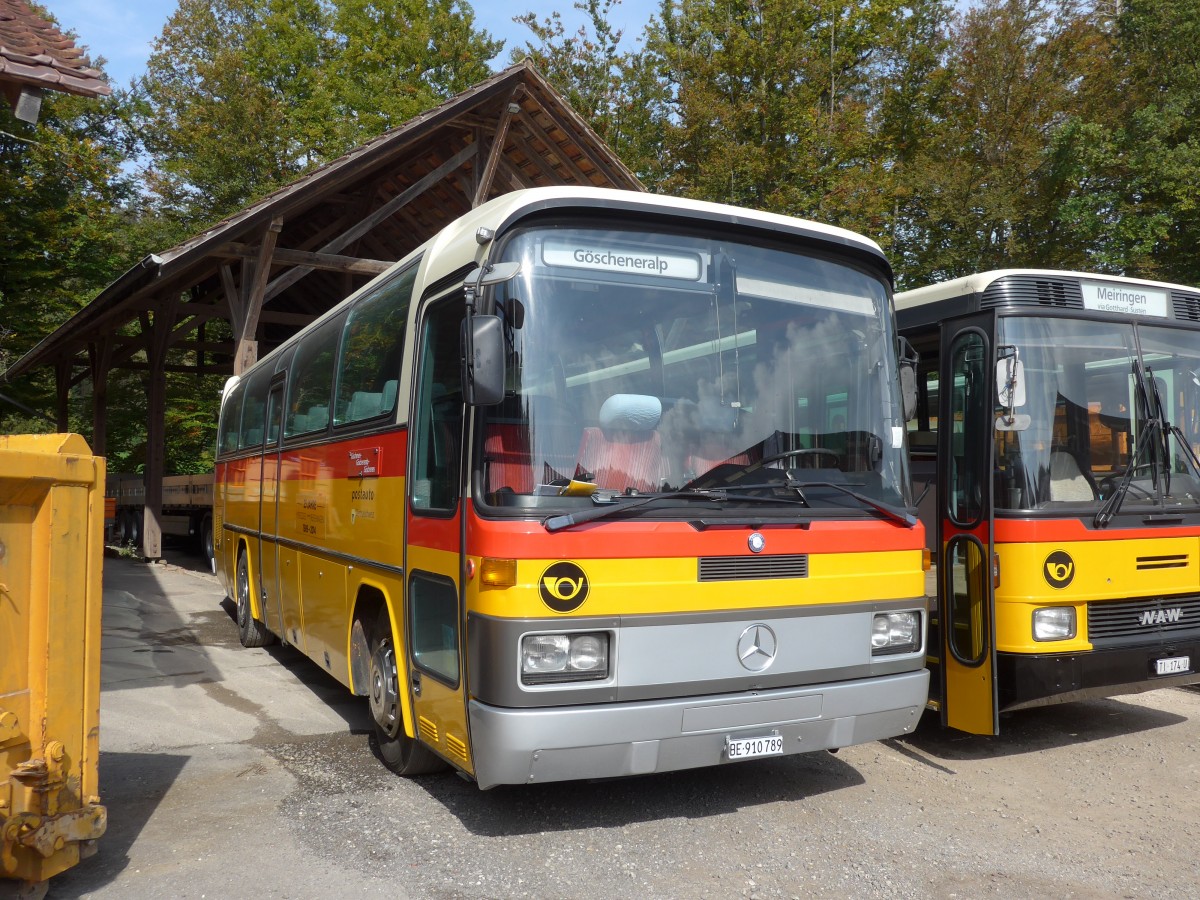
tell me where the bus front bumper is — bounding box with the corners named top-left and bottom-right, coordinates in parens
top-left (467, 668), bottom-right (929, 789)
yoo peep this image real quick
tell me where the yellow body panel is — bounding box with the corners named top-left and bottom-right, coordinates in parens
top-left (0, 435), bottom-right (107, 890)
top-left (469, 549), bottom-right (925, 619)
top-left (995, 536), bottom-right (1200, 653)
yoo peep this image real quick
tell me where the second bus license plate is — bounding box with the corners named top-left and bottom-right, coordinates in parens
top-left (725, 733), bottom-right (784, 761)
top-left (1156, 656), bottom-right (1190, 676)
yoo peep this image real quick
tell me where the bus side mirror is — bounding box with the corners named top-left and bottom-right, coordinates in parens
top-left (996, 354), bottom-right (1026, 410)
top-left (463, 315), bottom-right (505, 406)
top-left (898, 337), bottom-right (919, 422)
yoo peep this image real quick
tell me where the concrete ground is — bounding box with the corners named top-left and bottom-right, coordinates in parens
top-left (32, 546), bottom-right (1200, 899)
top-left (46, 550), bottom-right (401, 900)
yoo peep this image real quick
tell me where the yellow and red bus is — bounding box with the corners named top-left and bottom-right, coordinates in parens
top-left (214, 187), bottom-right (929, 787)
top-left (897, 269), bottom-right (1200, 734)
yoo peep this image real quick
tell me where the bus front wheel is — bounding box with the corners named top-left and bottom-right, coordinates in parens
top-left (367, 609), bottom-right (445, 776)
top-left (235, 548), bottom-right (272, 648)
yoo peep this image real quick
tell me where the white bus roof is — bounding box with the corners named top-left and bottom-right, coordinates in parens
top-left (895, 268), bottom-right (1199, 311)
top-left (417, 186), bottom-right (888, 290)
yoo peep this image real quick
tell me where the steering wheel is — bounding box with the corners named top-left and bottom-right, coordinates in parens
top-left (1098, 475), bottom-right (1156, 501)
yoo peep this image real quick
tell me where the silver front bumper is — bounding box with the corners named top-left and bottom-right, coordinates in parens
top-left (468, 668), bottom-right (929, 788)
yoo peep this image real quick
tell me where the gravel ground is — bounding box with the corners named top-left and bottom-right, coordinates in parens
top-left (43, 552), bottom-right (1200, 899)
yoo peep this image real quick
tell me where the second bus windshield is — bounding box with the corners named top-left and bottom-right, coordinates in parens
top-left (478, 223), bottom-right (910, 514)
top-left (994, 316), bottom-right (1200, 512)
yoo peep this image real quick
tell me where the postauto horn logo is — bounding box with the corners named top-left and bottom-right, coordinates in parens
top-left (539, 561), bottom-right (590, 612)
top-left (1043, 550), bottom-right (1075, 589)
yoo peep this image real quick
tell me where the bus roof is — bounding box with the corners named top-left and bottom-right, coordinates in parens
top-left (417, 186), bottom-right (891, 291)
top-left (895, 268), bottom-right (1200, 311)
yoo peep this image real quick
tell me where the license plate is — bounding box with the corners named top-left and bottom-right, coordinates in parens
top-left (1156, 656), bottom-right (1191, 676)
top-left (725, 733), bottom-right (784, 760)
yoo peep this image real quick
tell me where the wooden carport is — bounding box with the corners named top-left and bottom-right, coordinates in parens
top-left (2, 61), bottom-right (643, 559)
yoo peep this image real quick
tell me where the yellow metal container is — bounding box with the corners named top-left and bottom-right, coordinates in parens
top-left (1, 434), bottom-right (107, 894)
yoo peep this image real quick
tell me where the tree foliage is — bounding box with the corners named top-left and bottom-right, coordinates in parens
top-left (137, 0), bottom-right (500, 227)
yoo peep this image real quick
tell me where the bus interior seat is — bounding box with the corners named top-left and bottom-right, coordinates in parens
top-left (1049, 450), bottom-right (1098, 502)
top-left (576, 393), bottom-right (665, 492)
top-left (307, 405), bottom-right (329, 430)
top-left (347, 391), bottom-right (382, 421)
top-left (347, 379), bottom-right (398, 422)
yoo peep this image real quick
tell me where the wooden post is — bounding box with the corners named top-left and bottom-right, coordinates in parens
top-left (54, 360), bottom-right (71, 431)
top-left (229, 217), bottom-right (282, 375)
top-left (142, 296), bottom-right (179, 561)
top-left (87, 339), bottom-right (113, 456)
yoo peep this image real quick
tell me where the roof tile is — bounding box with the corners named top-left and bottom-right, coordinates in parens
top-left (0, 0), bottom-right (110, 98)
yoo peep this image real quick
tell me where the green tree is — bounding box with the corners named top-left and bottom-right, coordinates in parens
top-left (638, 0), bottom-right (951, 243)
top-left (137, 0), bottom-right (500, 228)
top-left (902, 0), bottom-right (1104, 282)
top-left (511, 0), bottom-right (671, 186)
top-left (1053, 0), bottom-right (1200, 283)
top-left (0, 85), bottom-right (143, 434)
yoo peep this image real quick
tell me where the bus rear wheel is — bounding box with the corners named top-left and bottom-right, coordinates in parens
top-left (200, 514), bottom-right (215, 573)
top-left (367, 609), bottom-right (445, 776)
top-left (235, 548), bottom-right (272, 648)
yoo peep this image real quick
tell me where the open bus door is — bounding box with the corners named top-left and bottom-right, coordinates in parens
top-left (937, 313), bottom-right (1000, 735)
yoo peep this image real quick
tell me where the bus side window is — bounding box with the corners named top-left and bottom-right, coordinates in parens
top-left (285, 318), bottom-right (342, 439)
top-left (218, 381), bottom-right (247, 456)
top-left (334, 264), bottom-right (417, 426)
top-left (238, 366), bottom-right (273, 450)
top-left (411, 297), bottom-right (464, 511)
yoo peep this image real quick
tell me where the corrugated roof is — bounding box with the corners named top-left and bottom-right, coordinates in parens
top-left (0, 0), bottom-right (110, 100)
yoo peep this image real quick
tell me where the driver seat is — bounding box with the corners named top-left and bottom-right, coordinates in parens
top-left (1049, 450), bottom-right (1099, 502)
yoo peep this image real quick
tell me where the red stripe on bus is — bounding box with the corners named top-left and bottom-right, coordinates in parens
top-left (993, 517), bottom-right (1200, 544)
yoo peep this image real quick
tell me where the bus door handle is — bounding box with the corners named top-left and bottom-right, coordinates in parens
top-left (410, 670), bottom-right (422, 697)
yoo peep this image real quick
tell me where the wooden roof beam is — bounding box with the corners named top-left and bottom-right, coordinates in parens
top-left (263, 141), bottom-right (478, 302)
top-left (474, 85), bottom-right (526, 207)
top-left (216, 243), bottom-right (393, 276)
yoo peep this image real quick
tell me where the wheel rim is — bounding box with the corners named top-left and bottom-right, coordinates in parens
top-left (236, 553), bottom-right (250, 628)
top-left (369, 637), bottom-right (402, 738)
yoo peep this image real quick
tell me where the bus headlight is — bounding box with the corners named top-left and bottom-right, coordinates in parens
top-left (871, 611), bottom-right (921, 656)
top-left (522, 632), bottom-right (610, 684)
top-left (1033, 607), bottom-right (1076, 641)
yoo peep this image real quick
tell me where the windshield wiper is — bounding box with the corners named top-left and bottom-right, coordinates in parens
top-left (1095, 417), bottom-right (1162, 528)
top-left (543, 489), bottom-right (809, 533)
top-left (783, 480), bottom-right (917, 528)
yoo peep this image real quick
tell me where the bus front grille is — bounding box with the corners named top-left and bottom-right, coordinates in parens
top-left (1088, 595), bottom-right (1200, 642)
top-left (698, 554), bottom-right (809, 581)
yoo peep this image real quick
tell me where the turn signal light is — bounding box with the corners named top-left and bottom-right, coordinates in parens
top-left (480, 557), bottom-right (517, 587)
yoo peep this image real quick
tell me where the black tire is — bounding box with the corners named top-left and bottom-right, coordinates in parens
top-left (112, 509), bottom-right (129, 545)
top-left (367, 608), bottom-right (446, 776)
top-left (200, 514), bottom-right (215, 573)
top-left (235, 547), bottom-right (272, 648)
top-left (125, 509), bottom-right (142, 549)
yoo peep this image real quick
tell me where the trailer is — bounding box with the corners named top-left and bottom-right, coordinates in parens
top-left (106, 473), bottom-right (215, 568)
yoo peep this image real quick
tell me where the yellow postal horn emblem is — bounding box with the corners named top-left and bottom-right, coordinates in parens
top-left (539, 561), bottom-right (589, 612)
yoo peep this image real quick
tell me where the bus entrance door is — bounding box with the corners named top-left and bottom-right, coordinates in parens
top-left (402, 295), bottom-right (472, 773)
top-left (937, 313), bottom-right (1000, 735)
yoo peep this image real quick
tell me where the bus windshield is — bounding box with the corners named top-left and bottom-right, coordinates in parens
top-left (477, 224), bottom-right (910, 514)
top-left (994, 316), bottom-right (1200, 512)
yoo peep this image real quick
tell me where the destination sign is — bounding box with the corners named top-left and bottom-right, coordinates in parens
top-left (1081, 280), bottom-right (1169, 318)
top-left (542, 239), bottom-right (703, 280)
